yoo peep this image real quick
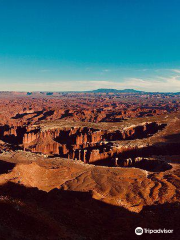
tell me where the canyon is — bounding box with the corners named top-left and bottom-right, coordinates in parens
top-left (0, 91), bottom-right (179, 239)
top-left (21, 122), bottom-right (166, 166)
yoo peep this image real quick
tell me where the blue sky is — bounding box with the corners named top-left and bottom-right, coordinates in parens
top-left (0, 0), bottom-right (180, 91)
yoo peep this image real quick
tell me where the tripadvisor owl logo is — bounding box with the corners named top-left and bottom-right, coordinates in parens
top-left (135, 227), bottom-right (143, 235)
top-left (135, 227), bottom-right (173, 235)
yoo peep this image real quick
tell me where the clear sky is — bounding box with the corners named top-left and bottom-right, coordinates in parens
top-left (0, 0), bottom-right (180, 92)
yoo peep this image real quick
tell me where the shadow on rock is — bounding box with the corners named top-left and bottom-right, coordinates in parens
top-left (0, 160), bottom-right (15, 174)
top-left (0, 182), bottom-right (179, 240)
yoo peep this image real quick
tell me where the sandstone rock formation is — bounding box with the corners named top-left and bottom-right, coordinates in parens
top-left (0, 92), bottom-right (179, 239)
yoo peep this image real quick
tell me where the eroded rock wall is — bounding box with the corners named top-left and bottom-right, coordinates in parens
top-left (21, 122), bottom-right (166, 164)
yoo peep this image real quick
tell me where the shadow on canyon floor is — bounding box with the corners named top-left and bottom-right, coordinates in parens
top-left (92, 157), bottom-right (173, 172)
top-left (0, 182), bottom-right (179, 240)
top-left (133, 159), bottom-right (172, 172)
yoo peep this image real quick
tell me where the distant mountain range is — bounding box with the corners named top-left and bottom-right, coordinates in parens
top-left (88, 88), bottom-right (180, 94)
top-left (88, 88), bottom-right (145, 93)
